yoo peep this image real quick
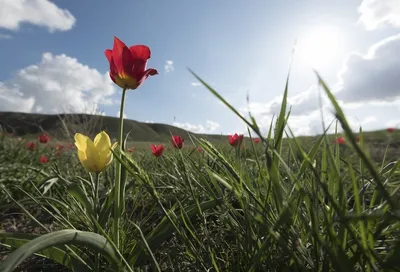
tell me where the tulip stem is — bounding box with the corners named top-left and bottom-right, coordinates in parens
top-left (114, 87), bottom-right (127, 248)
top-left (92, 172), bottom-right (101, 271)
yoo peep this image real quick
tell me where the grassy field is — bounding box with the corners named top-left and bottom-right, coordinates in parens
top-left (0, 76), bottom-right (400, 271)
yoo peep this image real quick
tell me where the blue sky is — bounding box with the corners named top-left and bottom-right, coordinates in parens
top-left (1, 0), bottom-right (400, 136)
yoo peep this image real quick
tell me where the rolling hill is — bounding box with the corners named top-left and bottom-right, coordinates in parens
top-left (0, 111), bottom-right (225, 143)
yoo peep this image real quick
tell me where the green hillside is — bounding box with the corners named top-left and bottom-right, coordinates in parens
top-left (0, 111), bottom-right (399, 152)
top-left (0, 111), bottom-right (226, 143)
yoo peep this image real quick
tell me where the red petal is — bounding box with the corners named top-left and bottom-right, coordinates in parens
top-left (136, 68), bottom-right (158, 87)
top-left (109, 72), bottom-right (116, 83)
top-left (105, 49), bottom-right (113, 63)
top-left (129, 45), bottom-right (151, 61)
top-left (112, 37), bottom-right (134, 75)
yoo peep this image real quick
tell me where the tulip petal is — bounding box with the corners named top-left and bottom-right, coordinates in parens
top-left (129, 45), bottom-right (151, 61)
top-left (94, 131), bottom-right (111, 152)
top-left (74, 133), bottom-right (89, 151)
top-left (112, 37), bottom-right (134, 76)
top-left (137, 68), bottom-right (158, 87)
top-left (105, 49), bottom-right (113, 63)
top-left (78, 149), bottom-right (98, 172)
top-left (109, 72), bottom-right (117, 84)
top-left (94, 131), bottom-right (112, 169)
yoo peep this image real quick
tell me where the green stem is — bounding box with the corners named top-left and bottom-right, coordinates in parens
top-left (113, 87), bottom-right (127, 249)
top-left (92, 172), bottom-right (101, 271)
top-left (93, 172), bottom-right (100, 217)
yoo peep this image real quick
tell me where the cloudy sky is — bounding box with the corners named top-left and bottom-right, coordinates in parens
top-left (0, 0), bottom-right (399, 136)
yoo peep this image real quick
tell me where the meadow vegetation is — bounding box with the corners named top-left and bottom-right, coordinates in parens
top-left (0, 38), bottom-right (399, 272)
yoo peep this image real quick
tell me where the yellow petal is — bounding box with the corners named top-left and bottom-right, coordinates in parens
top-left (93, 131), bottom-right (111, 152)
top-left (75, 133), bottom-right (100, 172)
top-left (77, 149), bottom-right (98, 172)
top-left (74, 133), bottom-right (89, 151)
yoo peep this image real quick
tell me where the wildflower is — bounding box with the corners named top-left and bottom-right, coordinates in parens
top-left (253, 138), bottom-right (260, 144)
top-left (228, 133), bottom-right (244, 147)
top-left (38, 133), bottom-right (50, 144)
top-left (127, 147), bottom-right (136, 153)
top-left (56, 144), bottom-right (65, 150)
top-left (333, 137), bottom-right (345, 145)
top-left (26, 141), bottom-right (36, 151)
top-left (197, 147), bottom-right (203, 153)
top-left (74, 131), bottom-right (116, 173)
top-left (55, 151), bottom-right (61, 157)
top-left (40, 155), bottom-right (49, 164)
top-left (355, 135), bottom-right (360, 142)
top-left (104, 36), bottom-right (158, 90)
top-left (151, 144), bottom-right (164, 157)
top-left (387, 127), bottom-right (395, 133)
top-left (171, 135), bottom-right (184, 149)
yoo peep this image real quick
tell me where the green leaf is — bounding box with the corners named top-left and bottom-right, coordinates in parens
top-left (67, 182), bottom-right (94, 217)
top-left (0, 230), bottom-right (124, 272)
top-left (0, 232), bottom-right (91, 271)
top-left (38, 176), bottom-right (59, 195)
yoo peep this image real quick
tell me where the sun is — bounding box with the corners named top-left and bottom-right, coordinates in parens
top-left (295, 26), bottom-right (344, 69)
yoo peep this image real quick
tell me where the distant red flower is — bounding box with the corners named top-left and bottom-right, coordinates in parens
top-left (355, 135), bottom-right (360, 142)
top-left (387, 127), bottom-right (395, 133)
top-left (197, 147), bottom-right (203, 153)
top-left (26, 141), bottom-right (36, 151)
top-left (56, 144), bottom-right (65, 150)
top-left (104, 36), bottom-right (158, 90)
top-left (40, 155), bottom-right (49, 163)
top-left (253, 138), bottom-right (260, 144)
top-left (127, 147), bottom-right (136, 153)
top-left (151, 144), bottom-right (164, 157)
top-left (228, 133), bottom-right (244, 147)
top-left (68, 143), bottom-right (75, 148)
top-left (38, 133), bottom-right (50, 144)
top-left (171, 135), bottom-right (184, 149)
top-left (333, 137), bottom-right (345, 145)
top-left (55, 151), bottom-right (61, 157)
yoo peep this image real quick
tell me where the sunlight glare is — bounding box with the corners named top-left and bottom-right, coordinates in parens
top-left (296, 26), bottom-right (344, 69)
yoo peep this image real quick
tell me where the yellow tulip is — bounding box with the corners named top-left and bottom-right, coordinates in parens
top-left (74, 131), bottom-right (116, 173)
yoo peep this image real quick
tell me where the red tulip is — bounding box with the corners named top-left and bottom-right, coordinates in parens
top-left (26, 141), bottom-right (36, 151)
top-left (253, 138), bottom-right (260, 144)
top-left (228, 133), bottom-right (244, 147)
top-left (105, 36), bottom-right (158, 90)
top-left (40, 155), bottom-right (49, 164)
top-left (38, 133), bottom-right (50, 144)
top-left (151, 144), bottom-right (164, 157)
top-left (333, 137), bottom-right (345, 145)
top-left (387, 127), bottom-right (395, 133)
top-left (171, 135), bottom-right (184, 149)
top-left (56, 144), bottom-right (65, 150)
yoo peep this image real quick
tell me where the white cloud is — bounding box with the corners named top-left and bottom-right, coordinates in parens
top-left (336, 34), bottom-right (400, 103)
top-left (173, 122), bottom-right (205, 133)
top-left (191, 82), bottom-right (202, 87)
top-left (164, 60), bottom-right (174, 73)
top-left (386, 119), bottom-right (400, 128)
top-left (206, 120), bottom-right (220, 132)
top-left (0, 0), bottom-right (76, 32)
top-left (0, 33), bottom-right (11, 39)
top-left (358, 0), bottom-right (400, 30)
top-left (173, 120), bottom-right (220, 134)
top-left (117, 111), bottom-right (127, 119)
top-left (0, 52), bottom-right (116, 114)
top-left (144, 120), bottom-right (155, 123)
